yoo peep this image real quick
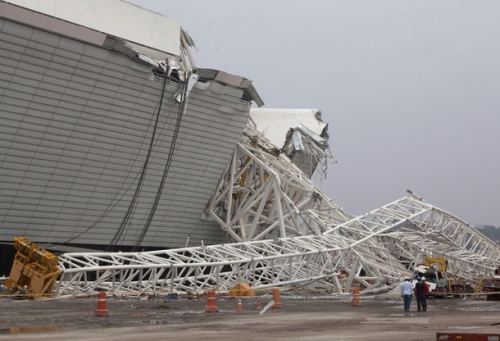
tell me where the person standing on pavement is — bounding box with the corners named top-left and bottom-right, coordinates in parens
top-left (414, 276), bottom-right (427, 311)
top-left (422, 277), bottom-right (429, 307)
top-left (422, 277), bottom-right (429, 293)
top-left (400, 277), bottom-right (413, 312)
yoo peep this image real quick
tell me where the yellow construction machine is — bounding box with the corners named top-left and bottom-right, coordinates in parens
top-left (415, 256), bottom-right (477, 297)
top-left (414, 256), bottom-right (450, 296)
top-left (5, 237), bottom-right (61, 298)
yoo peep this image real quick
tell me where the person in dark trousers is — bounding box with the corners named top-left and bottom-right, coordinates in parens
top-left (422, 277), bottom-right (429, 303)
top-left (400, 277), bottom-right (413, 312)
top-left (414, 276), bottom-right (427, 311)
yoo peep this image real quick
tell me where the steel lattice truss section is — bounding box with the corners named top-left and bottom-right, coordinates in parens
top-left (55, 125), bottom-right (499, 296)
top-left (55, 190), bottom-right (423, 295)
top-left (56, 233), bottom-right (411, 296)
top-left (54, 193), bottom-right (426, 296)
top-left (376, 193), bottom-right (500, 283)
top-left (206, 127), bottom-right (352, 242)
top-left (56, 192), bottom-right (499, 296)
top-left (336, 191), bottom-right (500, 283)
top-left (57, 234), bottom-right (349, 296)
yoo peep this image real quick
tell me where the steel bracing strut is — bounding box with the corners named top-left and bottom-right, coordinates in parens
top-left (55, 127), bottom-right (500, 296)
top-left (56, 192), bottom-right (499, 296)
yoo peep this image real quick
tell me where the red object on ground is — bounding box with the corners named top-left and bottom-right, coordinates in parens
top-left (351, 287), bottom-right (362, 306)
top-left (436, 332), bottom-right (500, 340)
top-left (94, 291), bottom-right (109, 317)
top-left (256, 297), bottom-right (262, 309)
top-left (205, 290), bottom-right (219, 313)
top-left (271, 288), bottom-right (283, 308)
top-left (237, 298), bottom-right (243, 312)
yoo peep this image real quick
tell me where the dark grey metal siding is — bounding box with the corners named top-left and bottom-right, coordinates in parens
top-left (0, 18), bottom-right (250, 248)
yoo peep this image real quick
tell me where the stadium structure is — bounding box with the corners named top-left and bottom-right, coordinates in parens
top-left (0, 0), bottom-right (498, 297)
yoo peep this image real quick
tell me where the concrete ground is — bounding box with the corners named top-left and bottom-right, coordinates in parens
top-left (0, 291), bottom-right (499, 341)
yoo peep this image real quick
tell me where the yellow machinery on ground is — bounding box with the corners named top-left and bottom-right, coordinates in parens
top-left (414, 256), bottom-right (450, 296)
top-left (423, 256), bottom-right (448, 273)
top-left (420, 256), bottom-right (477, 296)
top-left (5, 237), bottom-right (61, 298)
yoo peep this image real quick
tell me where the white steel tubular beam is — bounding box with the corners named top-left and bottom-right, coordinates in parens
top-left (378, 194), bottom-right (500, 282)
top-left (57, 234), bottom-right (351, 295)
top-left (206, 128), bottom-right (352, 242)
top-left (56, 191), bottom-right (499, 296)
top-left (55, 124), bottom-right (499, 297)
top-left (55, 193), bottom-right (427, 296)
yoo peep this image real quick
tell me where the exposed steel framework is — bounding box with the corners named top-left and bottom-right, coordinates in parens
top-left (55, 127), bottom-right (500, 297)
top-left (206, 126), bottom-right (352, 242)
top-left (56, 193), bottom-right (499, 296)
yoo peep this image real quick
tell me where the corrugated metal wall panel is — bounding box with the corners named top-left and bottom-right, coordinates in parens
top-left (0, 17), bottom-right (251, 249)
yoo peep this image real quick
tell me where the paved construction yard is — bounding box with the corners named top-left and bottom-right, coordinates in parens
top-left (0, 291), bottom-right (499, 341)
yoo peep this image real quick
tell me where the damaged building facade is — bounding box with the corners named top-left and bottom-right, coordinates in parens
top-left (0, 1), bottom-right (329, 258)
top-left (0, 0), bottom-right (267, 257)
top-left (1, 1), bottom-right (499, 297)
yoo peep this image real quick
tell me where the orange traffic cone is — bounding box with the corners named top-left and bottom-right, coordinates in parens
top-left (351, 287), bottom-right (362, 306)
top-left (271, 288), bottom-right (283, 308)
top-left (94, 291), bottom-right (109, 316)
top-left (256, 297), bottom-right (262, 309)
top-left (237, 298), bottom-right (243, 312)
top-left (205, 290), bottom-right (219, 313)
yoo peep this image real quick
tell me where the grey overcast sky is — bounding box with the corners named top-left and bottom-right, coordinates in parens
top-left (127, 0), bottom-right (500, 226)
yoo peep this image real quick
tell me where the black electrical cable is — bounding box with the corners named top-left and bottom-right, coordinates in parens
top-left (60, 80), bottom-right (171, 245)
top-left (131, 80), bottom-right (188, 251)
top-left (106, 73), bottom-right (170, 251)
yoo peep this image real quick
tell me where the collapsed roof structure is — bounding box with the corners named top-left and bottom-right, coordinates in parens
top-left (0, 0), bottom-right (498, 297)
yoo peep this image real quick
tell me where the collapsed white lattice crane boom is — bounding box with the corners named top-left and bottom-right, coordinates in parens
top-left (56, 192), bottom-right (499, 296)
top-left (55, 125), bottom-right (500, 297)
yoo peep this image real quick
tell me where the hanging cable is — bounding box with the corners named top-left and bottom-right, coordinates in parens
top-left (61, 79), bottom-right (169, 246)
top-left (131, 78), bottom-right (189, 251)
top-left (106, 72), bottom-right (171, 251)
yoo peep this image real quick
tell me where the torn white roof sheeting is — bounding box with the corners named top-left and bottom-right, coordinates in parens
top-left (2, 0), bottom-right (181, 55)
top-left (249, 108), bottom-right (327, 148)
